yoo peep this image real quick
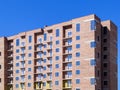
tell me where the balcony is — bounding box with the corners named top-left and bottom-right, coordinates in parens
top-left (63, 80), bottom-right (72, 89)
top-left (8, 67), bottom-right (13, 71)
top-left (47, 60), bottom-right (52, 66)
top-left (20, 79), bottom-right (25, 83)
top-left (8, 45), bottom-right (13, 51)
top-left (7, 74), bottom-right (13, 78)
top-left (46, 47), bottom-right (52, 51)
top-left (34, 82), bottom-right (43, 90)
top-left (35, 77), bottom-right (43, 82)
top-left (21, 42), bottom-right (25, 48)
top-left (35, 42), bottom-right (43, 46)
top-left (34, 70), bottom-right (43, 75)
top-left (35, 50), bottom-right (43, 53)
top-left (46, 82), bottom-right (52, 90)
top-left (20, 83), bottom-right (25, 90)
top-left (46, 40), bottom-right (52, 44)
top-left (8, 54), bottom-right (13, 58)
top-left (47, 70), bottom-right (52, 74)
top-left (8, 80), bottom-right (13, 85)
top-left (35, 63), bottom-right (43, 67)
top-left (20, 65), bottom-right (25, 69)
top-left (63, 67), bottom-right (72, 72)
top-left (21, 71), bottom-right (25, 76)
top-left (8, 61), bottom-right (13, 64)
top-left (63, 72), bottom-right (72, 80)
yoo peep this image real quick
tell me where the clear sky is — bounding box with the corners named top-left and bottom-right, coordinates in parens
top-left (0, 0), bottom-right (119, 89)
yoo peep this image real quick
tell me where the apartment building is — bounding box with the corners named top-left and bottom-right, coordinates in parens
top-left (0, 14), bottom-right (118, 90)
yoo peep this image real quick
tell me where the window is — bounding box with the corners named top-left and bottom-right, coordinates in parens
top-left (56, 56), bottom-right (59, 60)
top-left (97, 52), bottom-right (100, 58)
top-left (76, 36), bottom-right (80, 40)
top-left (56, 48), bottom-right (59, 52)
top-left (43, 74), bottom-right (46, 78)
top-left (55, 81), bottom-right (59, 85)
top-left (29, 36), bottom-right (32, 43)
top-left (76, 44), bottom-right (80, 48)
top-left (55, 72), bottom-right (59, 77)
top-left (16, 39), bottom-right (20, 46)
top-left (76, 70), bottom-right (80, 75)
top-left (43, 66), bottom-right (46, 70)
top-left (97, 70), bottom-right (100, 77)
top-left (76, 88), bottom-right (80, 90)
top-left (76, 52), bottom-right (80, 57)
top-left (103, 55), bottom-right (107, 59)
top-left (76, 61), bottom-right (80, 66)
top-left (103, 47), bottom-right (107, 51)
top-left (28, 53), bottom-right (32, 57)
top-left (103, 63), bottom-right (108, 68)
top-left (44, 52), bottom-right (46, 55)
top-left (16, 77), bottom-right (19, 81)
top-left (43, 82), bottom-right (46, 86)
top-left (90, 41), bottom-right (96, 48)
top-left (97, 36), bottom-right (100, 41)
top-left (16, 63), bottom-right (19, 67)
top-left (90, 59), bottom-right (96, 66)
top-left (16, 84), bottom-right (19, 88)
top-left (28, 75), bottom-right (31, 79)
top-left (90, 78), bottom-right (96, 85)
top-left (56, 29), bottom-right (60, 37)
top-left (28, 60), bottom-right (32, 64)
top-left (16, 70), bottom-right (19, 73)
top-left (91, 20), bottom-right (96, 30)
top-left (28, 68), bottom-right (32, 72)
top-left (44, 44), bottom-right (47, 48)
top-left (16, 56), bottom-right (19, 60)
top-left (39, 38), bottom-right (42, 43)
top-left (56, 40), bottom-right (60, 45)
top-left (28, 46), bottom-right (32, 50)
top-left (103, 27), bottom-right (108, 35)
top-left (104, 81), bottom-right (108, 85)
top-left (104, 72), bottom-right (108, 77)
top-left (44, 33), bottom-right (47, 41)
top-left (55, 64), bottom-right (59, 68)
top-left (68, 63), bottom-right (72, 68)
top-left (76, 23), bottom-right (80, 32)
top-left (103, 39), bottom-right (107, 43)
top-left (28, 83), bottom-right (31, 87)
top-left (76, 79), bottom-right (80, 84)
top-left (68, 31), bottom-right (72, 37)
top-left (16, 49), bottom-right (19, 53)
top-left (44, 59), bottom-right (46, 63)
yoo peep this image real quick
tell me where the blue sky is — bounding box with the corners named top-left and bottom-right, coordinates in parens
top-left (0, 0), bottom-right (119, 89)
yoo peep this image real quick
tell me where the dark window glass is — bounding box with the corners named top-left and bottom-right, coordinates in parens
top-left (103, 63), bottom-right (107, 68)
top-left (16, 39), bottom-right (20, 46)
top-left (103, 27), bottom-right (107, 35)
top-left (103, 39), bottom-right (107, 43)
top-left (104, 81), bottom-right (108, 85)
top-left (0, 52), bottom-right (1, 56)
top-left (103, 55), bottom-right (107, 59)
top-left (104, 72), bottom-right (108, 76)
top-left (103, 47), bottom-right (107, 51)
top-left (29, 36), bottom-right (32, 43)
top-left (56, 29), bottom-right (60, 37)
top-left (97, 36), bottom-right (100, 41)
top-left (91, 20), bottom-right (96, 30)
top-left (44, 33), bottom-right (47, 41)
top-left (76, 23), bottom-right (80, 32)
